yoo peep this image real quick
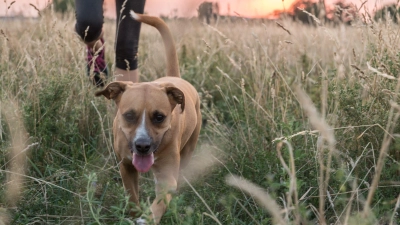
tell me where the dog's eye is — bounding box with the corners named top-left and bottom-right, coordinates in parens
top-left (123, 111), bottom-right (136, 123)
top-left (153, 113), bottom-right (165, 124)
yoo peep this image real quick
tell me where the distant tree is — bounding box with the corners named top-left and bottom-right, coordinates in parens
top-left (331, 0), bottom-right (357, 25)
top-left (289, 0), bottom-right (325, 25)
top-left (53, 0), bottom-right (74, 14)
top-left (280, 0), bottom-right (357, 25)
top-left (198, 2), bottom-right (213, 24)
top-left (198, 2), bottom-right (220, 24)
top-left (374, 4), bottom-right (400, 23)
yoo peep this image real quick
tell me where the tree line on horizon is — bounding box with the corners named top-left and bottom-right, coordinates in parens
top-left (276, 0), bottom-right (400, 25)
top-left (197, 0), bottom-right (400, 25)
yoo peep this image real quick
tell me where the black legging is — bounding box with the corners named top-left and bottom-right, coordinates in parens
top-left (75, 0), bottom-right (146, 70)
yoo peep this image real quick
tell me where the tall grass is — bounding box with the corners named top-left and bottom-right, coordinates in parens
top-left (1, 7), bottom-right (399, 224)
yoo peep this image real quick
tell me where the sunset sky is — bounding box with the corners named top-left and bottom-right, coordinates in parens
top-left (0, 0), bottom-right (396, 18)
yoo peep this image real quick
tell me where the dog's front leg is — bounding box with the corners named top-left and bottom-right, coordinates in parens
top-left (150, 155), bottom-right (179, 224)
top-left (151, 173), bottom-right (177, 224)
top-left (120, 163), bottom-right (140, 217)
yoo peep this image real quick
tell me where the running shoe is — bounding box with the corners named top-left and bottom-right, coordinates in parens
top-left (87, 38), bottom-right (108, 87)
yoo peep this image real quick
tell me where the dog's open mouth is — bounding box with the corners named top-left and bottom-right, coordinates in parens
top-left (132, 153), bottom-right (154, 173)
top-left (128, 138), bottom-right (162, 173)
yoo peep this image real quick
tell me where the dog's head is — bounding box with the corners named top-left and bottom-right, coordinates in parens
top-left (95, 81), bottom-right (185, 172)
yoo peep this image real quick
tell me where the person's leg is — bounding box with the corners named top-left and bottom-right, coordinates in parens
top-left (114, 0), bottom-right (146, 82)
top-left (75, 0), bottom-right (103, 45)
top-left (75, 0), bottom-right (107, 86)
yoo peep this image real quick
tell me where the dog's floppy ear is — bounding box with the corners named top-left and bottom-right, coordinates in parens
top-left (95, 81), bottom-right (131, 102)
top-left (161, 83), bottom-right (185, 113)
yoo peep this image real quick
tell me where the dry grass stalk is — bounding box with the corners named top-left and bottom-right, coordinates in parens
top-left (320, 66), bottom-right (328, 119)
top-left (293, 85), bottom-right (335, 149)
top-left (275, 22), bottom-right (291, 35)
top-left (294, 85), bottom-right (336, 225)
top-left (297, 7), bottom-right (321, 25)
top-left (276, 141), bottom-right (301, 223)
top-left (316, 136), bottom-right (328, 225)
top-left (2, 100), bottom-right (29, 207)
top-left (234, 197), bottom-right (261, 225)
top-left (367, 62), bottom-right (396, 80)
top-left (0, 30), bottom-right (8, 41)
top-left (342, 179), bottom-right (357, 225)
top-left (7, 1), bottom-right (16, 10)
top-left (364, 103), bottom-right (400, 214)
top-left (357, 1), bottom-right (368, 12)
top-left (273, 130), bottom-right (319, 142)
top-left (90, 100), bottom-right (115, 169)
top-left (389, 194), bottom-right (400, 225)
top-left (226, 175), bottom-right (286, 225)
top-left (183, 176), bottom-right (222, 225)
top-left (29, 3), bottom-right (41, 17)
top-left (205, 23), bottom-right (231, 44)
top-left (364, 73), bottom-right (400, 214)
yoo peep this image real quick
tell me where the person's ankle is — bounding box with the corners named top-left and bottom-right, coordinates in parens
top-left (115, 68), bottom-right (139, 83)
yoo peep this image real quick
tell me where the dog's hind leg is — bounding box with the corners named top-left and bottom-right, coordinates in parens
top-left (180, 112), bottom-right (202, 170)
top-left (180, 128), bottom-right (201, 170)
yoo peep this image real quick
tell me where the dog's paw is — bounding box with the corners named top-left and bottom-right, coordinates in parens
top-left (136, 217), bottom-right (147, 225)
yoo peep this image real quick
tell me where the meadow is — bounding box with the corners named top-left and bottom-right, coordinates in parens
top-left (0, 8), bottom-right (400, 225)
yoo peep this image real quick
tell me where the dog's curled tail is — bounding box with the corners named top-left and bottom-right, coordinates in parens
top-left (130, 11), bottom-right (180, 78)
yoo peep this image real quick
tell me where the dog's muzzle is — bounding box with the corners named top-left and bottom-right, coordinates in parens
top-left (129, 136), bottom-right (158, 155)
top-left (134, 137), bottom-right (152, 154)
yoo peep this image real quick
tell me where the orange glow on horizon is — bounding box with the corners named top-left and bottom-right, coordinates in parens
top-left (227, 0), bottom-right (296, 18)
top-left (103, 0), bottom-right (297, 18)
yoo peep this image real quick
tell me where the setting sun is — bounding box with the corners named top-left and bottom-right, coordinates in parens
top-left (222, 0), bottom-right (297, 17)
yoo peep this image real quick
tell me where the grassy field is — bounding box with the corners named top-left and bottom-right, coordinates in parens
top-left (1, 9), bottom-right (400, 225)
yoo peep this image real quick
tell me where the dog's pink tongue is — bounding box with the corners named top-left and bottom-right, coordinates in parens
top-left (132, 153), bottom-right (154, 173)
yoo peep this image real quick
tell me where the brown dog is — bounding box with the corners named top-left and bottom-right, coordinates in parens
top-left (95, 12), bottom-right (202, 224)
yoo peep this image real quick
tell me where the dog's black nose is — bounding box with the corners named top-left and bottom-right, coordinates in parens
top-left (135, 139), bottom-right (151, 153)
